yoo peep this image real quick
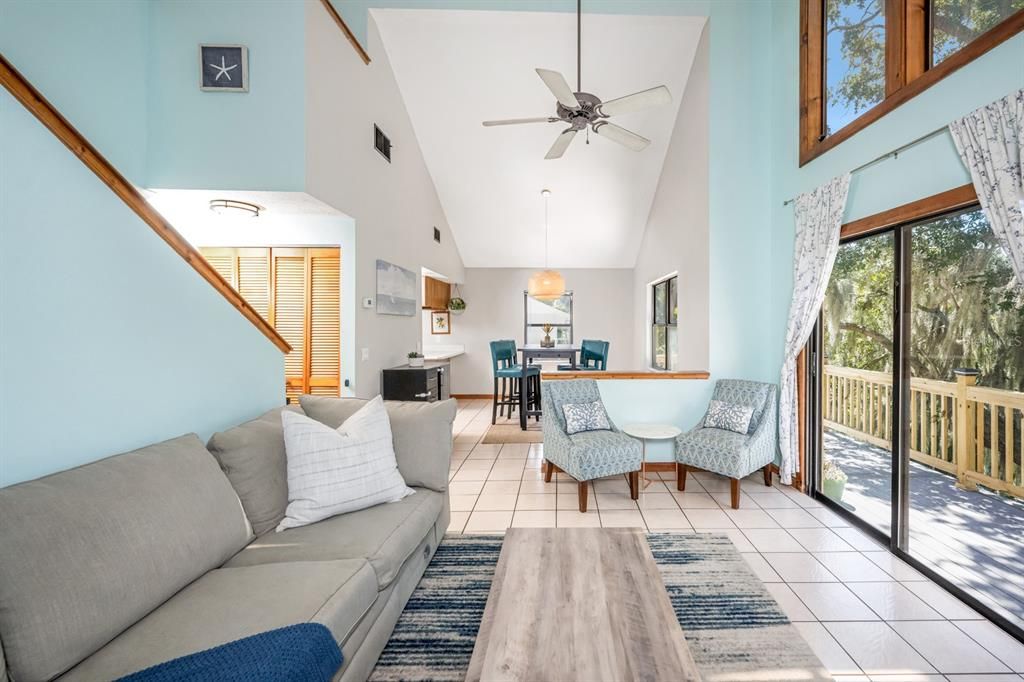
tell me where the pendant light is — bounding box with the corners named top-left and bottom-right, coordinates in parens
top-left (527, 189), bottom-right (565, 301)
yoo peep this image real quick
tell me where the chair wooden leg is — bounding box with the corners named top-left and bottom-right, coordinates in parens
top-left (730, 478), bottom-right (741, 509)
top-left (544, 460), bottom-right (554, 482)
top-left (676, 463), bottom-right (687, 491)
top-left (498, 378), bottom-right (506, 417)
top-left (763, 464), bottom-right (772, 487)
top-left (628, 471), bottom-right (639, 500)
top-left (578, 481), bottom-right (589, 513)
top-left (491, 378), bottom-right (499, 424)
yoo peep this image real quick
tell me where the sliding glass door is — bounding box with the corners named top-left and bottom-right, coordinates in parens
top-left (819, 231), bottom-right (895, 534)
top-left (812, 204), bottom-right (1024, 635)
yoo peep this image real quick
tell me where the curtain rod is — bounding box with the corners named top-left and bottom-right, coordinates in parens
top-left (782, 124), bottom-right (949, 206)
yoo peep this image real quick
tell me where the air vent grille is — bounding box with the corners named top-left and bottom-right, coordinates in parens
top-left (374, 124), bottom-right (391, 162)
top-left (433, 227), bottom-right (441, 243)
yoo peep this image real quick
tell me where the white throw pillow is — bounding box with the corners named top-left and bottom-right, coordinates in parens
top-left (277, 396), bottom-right (413, 532)
top-left (562, 400), bottom-right (612, 435)
top-left (704, 400), bottom-right (754, 434)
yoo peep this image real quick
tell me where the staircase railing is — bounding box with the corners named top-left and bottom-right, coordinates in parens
top-left (823, 364), bottom-right (1023, 499)
top-left (0, 53), bottom-right (291, 354)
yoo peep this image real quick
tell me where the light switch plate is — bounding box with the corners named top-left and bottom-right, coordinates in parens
top-left (361, 348), bottom-right (369, 361)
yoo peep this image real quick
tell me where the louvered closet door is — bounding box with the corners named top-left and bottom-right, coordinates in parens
top-left (270, 248), bottom-right (308, 405)
top-left (198, 248), bottom-right (271, 322)
top-left (201, 248), bottom-right (238, 288)
top-left (308, 248), bottom-right (341, 397)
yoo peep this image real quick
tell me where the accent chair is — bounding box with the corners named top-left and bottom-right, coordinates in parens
top-left (541, 379), bottom-right (643, 512)
top-left (674, 379), bottom-right (779, 508)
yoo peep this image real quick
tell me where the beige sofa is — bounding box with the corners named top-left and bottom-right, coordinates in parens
top-left (0, 397), bottom-right (455, 682)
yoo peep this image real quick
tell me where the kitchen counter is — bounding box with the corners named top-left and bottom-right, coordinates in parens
top-left (423, 344), bottom-right (464, 361)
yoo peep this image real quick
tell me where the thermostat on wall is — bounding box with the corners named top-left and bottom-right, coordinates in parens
top-left (362, 297), bottom-right (374, 309)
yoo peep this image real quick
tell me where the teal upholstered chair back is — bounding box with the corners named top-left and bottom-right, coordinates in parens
top-left (707, 379), bottom-right (775, 435)
top-left (542, 379), bottom-right (616, 433)
top-left (489, 340), bottom-right (516, 375)
top-left (579, 339), bottom-right (609, 370)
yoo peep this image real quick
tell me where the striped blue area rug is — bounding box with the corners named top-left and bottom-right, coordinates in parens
top-left (369, 533), bottom-right (829, 681)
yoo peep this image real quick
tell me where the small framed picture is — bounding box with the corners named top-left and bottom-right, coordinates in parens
top-left (199, 45), bottom-right (248, 92)
top-left (431, 310), bottom-right (451, 335)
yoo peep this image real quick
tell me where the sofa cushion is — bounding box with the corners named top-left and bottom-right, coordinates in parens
top-left (224, 488), bottom-right (444, 591)
top-left (299, 396), bottom-right (455, 492)
top-left (58, 560), bottom-right (377, 682)
top-left (0, 435), bottom-right (252, 682)
top-left (207, 405), bottom-right (302, 536)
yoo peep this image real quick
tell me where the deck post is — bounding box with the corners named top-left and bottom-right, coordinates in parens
top-left (954, 368), bottom-right (980, 492)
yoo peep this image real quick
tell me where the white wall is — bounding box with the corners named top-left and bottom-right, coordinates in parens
top-left (305, 0), bottom-right (466, 397)
top-left (440, 268), bottom-right (634, 395)
top-left (632, 22), bottom-right (710, 373)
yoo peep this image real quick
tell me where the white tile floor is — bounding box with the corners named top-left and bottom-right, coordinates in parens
top-left (448, 399), bottom-right (1024, 681)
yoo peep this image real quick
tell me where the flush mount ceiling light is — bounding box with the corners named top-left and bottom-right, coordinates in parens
top-left (208, 199), bottom-right (263, 218)
top-left (527, 189), bottom-right (565, 301)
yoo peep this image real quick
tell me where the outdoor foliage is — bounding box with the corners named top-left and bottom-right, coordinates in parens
top-left (826, 0), bottom-right (1023, 132)
top-left (823, 209), bottom-right (1024, 392)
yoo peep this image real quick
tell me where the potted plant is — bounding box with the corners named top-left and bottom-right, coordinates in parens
top-left (540, 323), bottom-right (555, 348)
top-left (408, 351), bottom-right (424, 368)
top-left (448, 296), bottom-right (466, 314)
top-left (822, 457), bottom-right (847, 502)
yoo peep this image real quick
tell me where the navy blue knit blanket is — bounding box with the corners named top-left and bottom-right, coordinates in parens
top-left (116, 623), bottom-right (342, 682)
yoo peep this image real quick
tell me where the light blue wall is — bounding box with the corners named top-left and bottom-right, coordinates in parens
top-left (0, 89), bottom-right (285, 486)
top-left (147, 0), bottom-right (306, 190)
top-left (0, 0), bottom-right (149, 183)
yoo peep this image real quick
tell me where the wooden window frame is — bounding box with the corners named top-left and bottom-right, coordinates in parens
top-left (800, 0), bottom-right (1024, 166)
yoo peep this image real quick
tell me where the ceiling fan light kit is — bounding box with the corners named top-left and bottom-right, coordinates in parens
top-left (482, 0), bottom-right (672, 159)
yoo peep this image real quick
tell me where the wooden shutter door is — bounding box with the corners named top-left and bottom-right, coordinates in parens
top-left (235, 248), bottom-right (270, 321)
top-left (271, 249), bottom-right (308, 405)
top-left (200, 248), bottom-right (238, 288)
top-left (308, 248), bottom-right (341, 397)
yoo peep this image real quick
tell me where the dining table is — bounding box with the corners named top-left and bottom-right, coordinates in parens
top-left (517, 343), bottom-right (580, 430)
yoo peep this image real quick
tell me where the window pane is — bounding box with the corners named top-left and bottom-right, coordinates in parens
top-left (653, 282), bottom-right (667, 324)
top-left (820, 231), bottom-right (895, 535)
top-left (652, 326), bottom-right (667, 370)
top-left (906, 207), bottom-right (1024, 629)
top-left (667, 325), bottom-right (678, 371)
top-left (526, 294), bottom-right (571, 326)
top-left (932, 0), bottom-right (1024, 65)
top-left (825, 0), bottom-right (886, 134)
top-left (669, 277), bottom-right (678, 325)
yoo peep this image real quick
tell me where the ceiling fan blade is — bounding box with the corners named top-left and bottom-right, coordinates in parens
top-left (545, 129), bottom-right (577, 160)
top-left (595, 85), bottom-right (672, 117)
top-left (482, 117), bottom-right (559, 127)
top-left (592, 122), bottom-right (650, 151)
top-left (535, 68), bottom-right (580, 109)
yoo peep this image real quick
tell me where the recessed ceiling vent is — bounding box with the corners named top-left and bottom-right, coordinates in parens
top-left (374, 124), bottom-right (391, 162)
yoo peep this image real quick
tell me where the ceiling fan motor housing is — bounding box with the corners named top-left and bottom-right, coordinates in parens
top-left (557, 92), bottom-right (602, 130)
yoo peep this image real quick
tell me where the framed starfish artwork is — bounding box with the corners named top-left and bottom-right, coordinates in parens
top-left (199, 45), bottom-right (248, 92)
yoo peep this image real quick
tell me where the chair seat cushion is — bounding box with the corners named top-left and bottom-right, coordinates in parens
top-left (495, 365), bottom-right (540, 378)
top-left (676, 427), bottom-right (761, 479)
top-left (224, 489), bottom-right (443, 591)
top-left (565, 430), bottom-right (642, 481)
top-left (59, 560), bottom-right (377, 682)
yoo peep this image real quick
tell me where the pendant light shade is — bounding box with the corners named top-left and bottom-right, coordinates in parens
top-left (529, 189), bottom-right (564, 301)
top-left (527, 269), bottom-right (566, 301)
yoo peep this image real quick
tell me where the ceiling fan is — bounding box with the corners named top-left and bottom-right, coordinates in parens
top-left (482, 0), bottom-right (672, 160)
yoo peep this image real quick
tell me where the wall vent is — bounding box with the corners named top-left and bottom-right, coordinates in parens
top-left (433, 227), bottom-right (441, 243)
top-left (374, 124), bottom-right (391, 162)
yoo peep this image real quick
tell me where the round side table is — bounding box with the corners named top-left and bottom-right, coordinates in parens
top-left (622, 423), bottom-right (682, 496)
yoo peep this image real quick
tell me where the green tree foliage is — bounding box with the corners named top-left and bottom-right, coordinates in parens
top-left (824, 209), bottom-right (1024, 392)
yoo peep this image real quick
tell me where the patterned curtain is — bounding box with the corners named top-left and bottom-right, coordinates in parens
top-left (949, 89), bottom-right (1024, 288)
top-left (778, 174), bottom-right (851, 485)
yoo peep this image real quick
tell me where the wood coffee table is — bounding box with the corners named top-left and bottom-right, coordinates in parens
top-left (465, 528), bottom-right (701, 682)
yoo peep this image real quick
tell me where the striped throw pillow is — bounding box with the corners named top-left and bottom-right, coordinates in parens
top-left (277, 396), bottom-right (413, 532)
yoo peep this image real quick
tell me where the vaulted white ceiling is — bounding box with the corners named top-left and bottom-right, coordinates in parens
top-left (373, 8), bottom-right (705, 269)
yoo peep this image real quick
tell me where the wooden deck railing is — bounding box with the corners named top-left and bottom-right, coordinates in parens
top-left (823, 365), bottom-right (1023, 499)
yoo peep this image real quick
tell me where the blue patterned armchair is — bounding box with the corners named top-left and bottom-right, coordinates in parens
top-left (541, 379), bottom-right (643, 512)
top-left (675, 379), bottom-right (778, 508)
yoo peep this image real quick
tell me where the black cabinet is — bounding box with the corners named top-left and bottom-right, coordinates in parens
top-left (381, 361), bottom-right (450, 402)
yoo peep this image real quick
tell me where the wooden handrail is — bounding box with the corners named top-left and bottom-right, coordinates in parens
top-left (0, 53), bottom-right (291, 354)
top-left (541, 370), bottom-right (710, 380)
top-left (318, 0), bottom-right (371, 65)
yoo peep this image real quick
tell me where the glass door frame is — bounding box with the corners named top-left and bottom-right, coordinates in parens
top-left (805, 196), bottom-right (1024, 644)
